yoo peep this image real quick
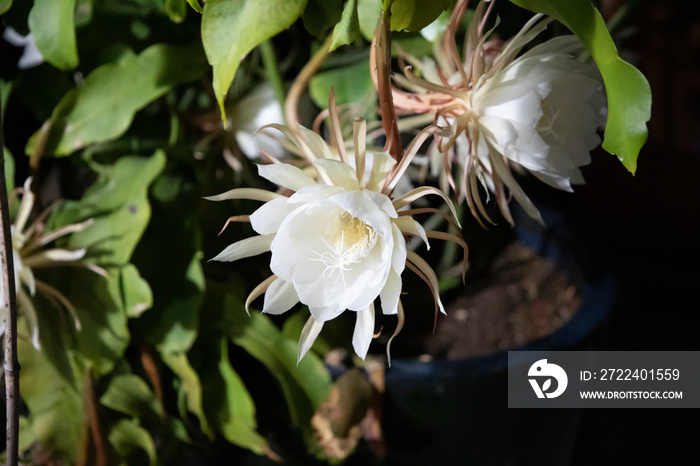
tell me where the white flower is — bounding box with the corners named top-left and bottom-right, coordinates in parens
top-left (471, 35), bottom-right (606, 196)
top-left (208, 119), bottom-right (464, 362)
top-left (391, 0), bottom-right (606, 225)
top-left (0, 178), bottom-right (103, 349)
top-left (229, 84), bottom-right (285, 160)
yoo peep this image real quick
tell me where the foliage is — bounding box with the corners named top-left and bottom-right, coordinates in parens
top-left (0, 0), bottom-right (649, 464)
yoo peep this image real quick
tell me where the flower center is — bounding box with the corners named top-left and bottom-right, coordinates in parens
top-left (311, 210), bottom-right (377, 285)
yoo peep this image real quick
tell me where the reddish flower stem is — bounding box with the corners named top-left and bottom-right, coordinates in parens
top-left (375, 7), bottom-right (403, 162)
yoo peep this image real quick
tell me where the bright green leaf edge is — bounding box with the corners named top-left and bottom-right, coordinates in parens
top-left (28, 0), bottom-right (79, 70)
top-left (509, 0), bottom-right (651, 173)
top-left (330, 0), bottom-right (360, 51)
top-left (201, 0), bottom-right (307, 122)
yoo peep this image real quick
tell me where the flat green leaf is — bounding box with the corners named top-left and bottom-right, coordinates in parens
top-left (303, 0), bottom-right (343, 38)
top-left (330, 0), bottom-right (360, 51)
top-left (162, 352), bottom-right (213, 437)
top-left (25, 44), bottom-right (207, 157)
top-left (18, 416), bottom-right (38, 455)
top-left (210, 338), bottom-right (267, 454)
top-left (101, 374), bottom-right (163, 421)
top-left (220, 291), bottom-right (331, 429)
top-left (3, 147), bottom-right (14, 192)
top-left (508, 0), bottom-right (651, 173)
top-left (72, 198), bottom-right (152, 266)
top-left (390, 0), bottom-right (451, 32)
top-left (121, 264), bottom-right (153, 318)
top-left (309, 59), bottom-right (374, 110)
top-left (18, 326), bottom-right (84, 464)
top-left (108, 419), bottom-right (157, 466)
top-left (202, 0), bottom-right (307, 119)
top-left (166, 0), bottom-right (187, 22)
top-left (0, 0), bottom-right (12, 15)
top-left (65, 153), bottom-right (166, 218)
top-left (55, 153), bottom-right (165, 266)
top-left (69, 268), bottom-right (131, 375)
top-left (358, 0), bottom-right (381, 41)
top-left (27, 0), bottom-right (78, 70)
top-left (0, 80), bottom-right (10, 116)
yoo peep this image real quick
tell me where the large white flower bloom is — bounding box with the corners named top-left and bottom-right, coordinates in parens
top-left (390, 0), bottom-right (606, 225)
top-left (471, 35), bottom-right (606, 195)
top-left (208, 119), bottom-right (464, 362)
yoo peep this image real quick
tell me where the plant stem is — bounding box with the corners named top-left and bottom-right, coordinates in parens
top-left (375, 7), bottom-right (403, 161)
top-left (0, 87), bottom-right (19, 466)
top-left (259, 40), bottom-right (287, 116)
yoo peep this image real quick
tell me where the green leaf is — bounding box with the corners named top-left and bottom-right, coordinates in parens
top-left (165, 0), bottom-right (187, 22)
top-left (74, 0), bottom-right (93, 27)
top-left (25, 44), bottom-right (207, 157)
top-left (186, 0), bottom-right (203, 14)
top-left (201, 0), bottom-right (307, 120)
top-left (162, 352), bottom-right (213, 437)
top-left (18, 326), bottom-right (84, 464)
top-left (330, 0), bottom-right (360, 51)
top-left (508, 0), bottom-right (651, 173)
top-left (69, 268), bottom-right (131, 375)
top-left (0, 80), bottom-right (10, 116)
top-left (217, 289), bottom-right (331, 430)
top-left (3, 147), bottom-right (14, 192)
top-left (390, 0), bottom-right (451, 32)
top-left (55, 152), bottom-right (165, 265)
top-left (0, 0), bottom-right (12, 15)
top-left (101, 374), bottom-right (163, 421)
top-left (357, 0), bottom-right (381, 41)
top-left (121, 264), bottom-right (153, 318)
top-left (108, 419), bottom-right (157, 466)
top-left (303, 0), bottom-right (343, 38)
top-left (27, 0), bottom-right (78, 70)
top-left (213, 338), bottom-right (267, 453)
top-left (135, 198), bottom-right (204, 353)
top-left (309, 58), bottom-right (374, 110)
top-left (67, 153), bottom-right (166, 218)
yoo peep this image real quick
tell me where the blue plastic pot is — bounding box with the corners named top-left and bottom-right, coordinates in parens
top-left (381, 204), bottom-right (616, 466)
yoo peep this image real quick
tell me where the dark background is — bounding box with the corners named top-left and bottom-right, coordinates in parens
top-left (569, 0), bottom-right (700, 464)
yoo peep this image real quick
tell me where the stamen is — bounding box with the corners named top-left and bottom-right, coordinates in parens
top-left (310, 211), bottom-right (377, 285)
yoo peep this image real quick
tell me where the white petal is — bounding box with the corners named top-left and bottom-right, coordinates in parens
top-left (250, 197), bottom-right (296, 235)
top-left (18, 265), bottom-right (36, 297)
top-left (262, 278), bottom-right (299, 315)
top-left (390, 223), bottom-right (407, 274)
top-left (367, 152), bottom-right (396, 192)
top-left (17, 290), bottom-right (40, 350)
top-left (257, 163), bottom-right (317, 192)
top-left (313, 159), bottom-right (359, 191)
top-left (298, 316), bottom-right (324, 364)
top-left (308, 304), bottom-right (346, 323)
top-left (393, 216), bottom-right (429, 249)
top-left (204, 187), bottom-right (283, 202)
top-left (299, 126), bottom-right (336, 161)
top-left (476, 82), bottom-right (543, 127)
top-left (521, 35), bottom-right (584, 59)
top-left (352, 305), bottom-right (375, 360)
top-left (15, 177), bottom-right (35, 233)
top-left (379, 270), bottom-right (401, 315)
top-left (288, 184), bottom-right (343, 203)
top-left (211, 234), bottom-right (274, 262)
